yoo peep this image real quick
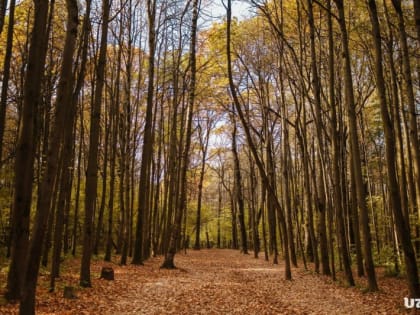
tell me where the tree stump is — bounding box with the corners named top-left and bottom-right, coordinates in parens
top-left (63, 286), bottom-right (77, 299)
top-left (100, 267), bottom-right (114, 280)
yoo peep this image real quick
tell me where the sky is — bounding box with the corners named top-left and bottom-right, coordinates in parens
top-left (201, 0), bottom-right (253, 25)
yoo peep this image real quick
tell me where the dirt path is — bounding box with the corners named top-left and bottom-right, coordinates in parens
top-left (0, 249), bottom-right (410, 314)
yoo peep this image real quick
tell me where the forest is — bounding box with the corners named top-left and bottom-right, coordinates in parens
top-left (0, 0), bottom-right (419, 313)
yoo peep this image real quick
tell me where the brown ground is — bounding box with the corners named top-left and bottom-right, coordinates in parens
top-left (0, 249), bottom-right (413, 314)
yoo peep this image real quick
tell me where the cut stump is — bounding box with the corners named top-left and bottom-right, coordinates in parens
top-left (63, 286), bottom-right (77, 299)
top-left (100, 267), bottom-right (114, 280)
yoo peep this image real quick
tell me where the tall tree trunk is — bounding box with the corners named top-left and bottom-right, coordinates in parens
top-left (80, 0), bottom-right (109, 287)
top-left (268, 138), bottom-right (279, 263)
top-left (230, 191), bottom-right (238, 249)
top-left (161, 0), bottom-right (199, 268)
top-left (391, 0), bottom-right (420, 217)
top-left (367, 0), bottom-right (419, 297)
top-left (350, 161), bottom-right (364, 277)
top-left (6, 0), bottom-right (50, 302)
top-left (71, 0), bottom-right (91, 257)
top-left (414, 0), bottom-right (420, 45)
top-left (334, 0), bottom-right (377, 291)
top-left (383, 0), bottom-right (414, 253)
top-left (20, 0), bottom-right (79, 312)
top-left (249, 154), bottom-right (260, 257)
top-left (193, 157), bottom-right (205, 250)
top-left (0, 0), bottom-right (15, 166)
top-left (72, 104), bottom-right (84, 256)
top-left (0, 0), bottom-right (6, 34)
top-left (105, 96), bottom-right (118, 261)
top-left (132, 0), bottom-right (156, 265)
top-left (194, 123), bottom-right (210, 250)
top-left (94, 105), bottom-right (108, 256)
top-left (231, 113), bottom-right (248, 254)
top-left (328, 0), bottom-right (355, 286)
top-left (217, 181), bottom-right (222, 249)
top-left (281, 105), bottom-right (297, 267)
top-left (307, 0), bottom-right (330, 276)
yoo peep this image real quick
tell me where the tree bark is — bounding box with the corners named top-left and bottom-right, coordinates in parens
top-left (334, 0), bottom-right (377, 291)
top-left (20, 0), bottom-right (79, 312)
top-left (367, 0), bottom-right (419, 297)
top-left (80, 0), bottom-right (109, 287)
top-left (161, 0), bottom-right (199, 268)
top-left (132, 0), bottom-right (156, 265)
top-left (6, 0), bottom-right (50, 302)
top-left (0, 0), bottom-right (15, 167)
top-left (0, 0), bottom-right (6, 34)
top-left (306, 0), bottom-right (330, 276)
top-left (194, 122), bottom-right (211, 250)
top-left (231, 113), bottom-right (248, 254)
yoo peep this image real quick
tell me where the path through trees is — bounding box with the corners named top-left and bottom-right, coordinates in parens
top-left (0, 249), bottom-right (408, 314)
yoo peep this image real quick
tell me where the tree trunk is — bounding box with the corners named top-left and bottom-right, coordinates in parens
top-left (132, 0), bottom-right (156, 265)
top-left (20, 0), bottom-right (78, 312)
top-left (367, 0), bottom-right (419, 296)
top-left (231, 113), bottom-right (248, 255)
top-left (391, 0), bottom-right (420, 219)
top-left (306, 0), bottom-right (330, 276)
top-left (161, 0), bottom-right (199, 269)
top-left (80, 0), bottom-right (109, 287)
top-left (334, 0), bottom-right (377, 291)
top-left (194, 122), bottom-right (210, 250)
top-left (414, 0), bottom-right (420, 45)
top-left (6, 0), bottom-right (50, 302)
top-left (0, 0), bottom-right (15, 166)
top-left (328, 0), bottom-right (355, 286)
top-left (0, 0), bottom-right (6, 34)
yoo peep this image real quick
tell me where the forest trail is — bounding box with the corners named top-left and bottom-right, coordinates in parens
top-left (0, 249), bottom-right (409, 314)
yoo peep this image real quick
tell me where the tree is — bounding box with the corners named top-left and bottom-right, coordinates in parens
top-left (390, 0), bottom-right (420, 217)
top-left (0, 0), bottom-right (6, 34)
top-left (19, 0), bottom-right (79, 311)
top-left (334, 0), bottom-right (377, 291)
top-left (306, 0), bottom-right (330, 276)
top-left (231, 110), bottom-right (248, 254)
top-left (132, 0), bottom-right (156, 265)
top-left (80, 0), bottom-right (110, 287)
top-left (161, 0), bottom-right (199, 269)
top-left (0, 0), bottom-right (15, 166)
top-left (6, 0), bottom-right (51, 302)
top-left (367, 0), bottom-right (419, 298)
top-left (194, 112), bottom-right (215, 250)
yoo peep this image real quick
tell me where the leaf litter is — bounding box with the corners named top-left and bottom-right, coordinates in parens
top-left (0, 249), bottom-right (412, 314)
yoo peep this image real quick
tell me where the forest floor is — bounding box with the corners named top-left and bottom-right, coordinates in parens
top-left (0, 249), bottom-right (413, 314)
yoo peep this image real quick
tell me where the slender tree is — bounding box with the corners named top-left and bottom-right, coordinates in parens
top-left (194, 116), bottom-right (213, 250)
top-left (231, 111), bottom-right (248, 254)
top-left (80, 0), bottom-right (110, 287)
top-left (6, 0), bottom-right (51, 302)
top-left (367, 0), bottom-right (419, 297)
top-left (20, 0), bottom-right (79, 312)
top-left (334, 0), bottom-right (377, 291)
top-left (161, 0), bottom-right (199, 268)
top-left (0, 0), bottom-right (15, 166)
top-left (132, 0), bottom-right (156, 265)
